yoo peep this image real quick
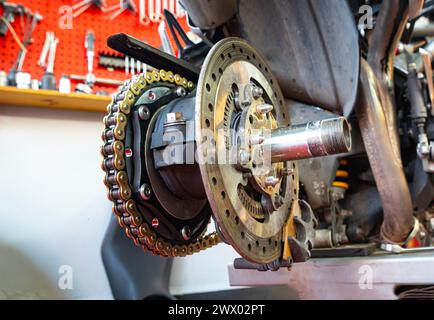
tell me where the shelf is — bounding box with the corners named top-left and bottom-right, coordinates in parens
top-left (0, 86), bottom-right (111, 113)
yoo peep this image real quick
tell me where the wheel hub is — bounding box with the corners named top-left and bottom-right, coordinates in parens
top-left (101, 35), bottom-right (352, 264)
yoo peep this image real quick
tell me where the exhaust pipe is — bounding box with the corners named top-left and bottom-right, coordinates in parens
top-left (357, 60), bottom-right (414, 244)
top-left (359, 0), bottom-right (419, 244)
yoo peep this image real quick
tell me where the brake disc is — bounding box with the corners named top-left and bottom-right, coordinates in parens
top-left (195, 38), bottom-right (299, 264)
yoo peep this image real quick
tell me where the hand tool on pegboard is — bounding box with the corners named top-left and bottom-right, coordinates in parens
top-left (175, 0), bottom-right (186, 18)
top-left (129, 56), bottom-right (135, 74)
top-left (7, 7), bottom-right (42, 86)
top-left (70, 74), bottom-right (124, 86)
top-left (40, 33), bottom-right (59, 90)
top-left (144, 0), bottom-right (185, 24)
top-left (0, 0), bottom-right (24, 36)
top-left (72, 0), bottom-right (107, 18)
top-left (85, 30), bottom-right (96, 85)
top-left (37, 31), bottom-right (54, 67)
top-left (138, 0), bottom-right (149, 25)
top-left (70, 30), bottom-right (125, 90)
top-left (0, 0), bottom-right (191, 94)
top-left (99, 51), bottom-right (150, 76)
top-left (15, 10), bottom-right (42, 71)
top-left (98, 51), bottom-right (125, 70)
top-left (149, 0), bottom-right (160, 22)
top-left (105, 0), bottom-right (136, 20)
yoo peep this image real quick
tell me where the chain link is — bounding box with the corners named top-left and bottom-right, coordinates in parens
top-left (101, 69), bottom-right (221, 257)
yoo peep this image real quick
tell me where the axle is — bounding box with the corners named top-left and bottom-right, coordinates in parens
top-left (264, 117), bottom-right (352, 163)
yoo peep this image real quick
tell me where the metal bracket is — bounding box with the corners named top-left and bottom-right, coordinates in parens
top-left (229, 251), bottom-right (434, 299)
top-left (107, 33), bottom-right (200, 81)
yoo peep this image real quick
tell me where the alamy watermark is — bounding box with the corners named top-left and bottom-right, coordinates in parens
top-left (57, 4), bottom-right (374, 31)
top-left (58, 265), bottom-right (73, 290)
top-left (157, 123), bottom-right (273, 176)
top-left (358, 5), bottom-right (374, 31)
top-left (358, 264), bottom-right (374, 290)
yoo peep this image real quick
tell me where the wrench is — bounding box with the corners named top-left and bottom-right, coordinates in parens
top-left (130, 57), bottom-right (135, 74)
top-left (17, 51), bottom-right (26, 72)
top-left (125, 56), bottom-right (129, 75)
top-left (175, 0), bottom-right (185, 18)
top-left (136, 59), bottom-right (141, 74)
top-left (107, 0), bottom-right (126, 20)
top-left (73, 3), bottom-right (92, 18)
top-left (16, 11), bottom-right (41, 72)
top-left (38, 31), bottom-right (54, 67)
top-left (149, 0), bottom-right (161, 23)
top-left (85, 31), bottom-right (96, 85)
top-left (73, 0), bottom-right (107, 17)
top-left (108, 0), bottom-right (136, 20)
top-left (139, 0), bottom-right (150, 25)
top-left (169, 0), bottom-right (175, 13)
top-left (72, 0), bottom-right (92, 10)
top-left (46, 37), bottom-right (59, 73)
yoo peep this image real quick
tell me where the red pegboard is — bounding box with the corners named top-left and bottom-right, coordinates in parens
top-left (0, 0), bottom-right (188, 93)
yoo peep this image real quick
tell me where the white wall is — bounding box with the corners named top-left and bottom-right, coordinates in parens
top-left (0, 105), bottom-right (113, 299)
top-left (0, 105), bottom-right (239, 299)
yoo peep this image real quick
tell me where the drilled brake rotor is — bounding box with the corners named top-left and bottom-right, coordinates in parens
top-left (196, 38), bottom-right (299, 264)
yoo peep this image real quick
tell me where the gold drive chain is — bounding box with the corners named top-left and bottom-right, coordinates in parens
top-left (101, 69), bottom-right (221, 257)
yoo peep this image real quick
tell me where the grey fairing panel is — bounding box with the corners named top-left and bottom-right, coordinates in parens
top-left (235, 0), bottom-right (360, 116)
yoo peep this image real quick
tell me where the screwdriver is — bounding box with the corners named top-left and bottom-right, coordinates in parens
top-left (41, 36), bottom-right (59, 90)
top-left (85, 30), bottom-right (95, 86)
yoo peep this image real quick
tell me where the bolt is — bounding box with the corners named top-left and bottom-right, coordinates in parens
top-left (148, 91), bottom-right (157, 101)
top-left (125, 148), bottom-right (133, 157)
top-left (176, 86), bottom-right (187, 97)
top-left (331, 188), bottom-right (345, 201)
top-left (166, 112), bottom-right (177, 123)
top-left (140, 184), bottom-right (152, 201)
top-left (181, 226), bottom-right (191, 241)
top-left (256, 104), bottom-right (274, 115)
top-left (265, 176), bottom-right (280, 187)
top-left (250, 134), bottom-right (265, 146)
top-left (166, 112), bottom-right (183, 123)
top-left (151, 218), bottom-right (159, 228)
top-left (275, 195), bottom-right (284, 206)
top-left (280, 168), bottom-right (294, 177)
top-left (138, 106), bottom-right (150, 120)
top-left (241, 99), bottom-right (251, 108)
top-left (242, 172), bottom-right (252, 179)
top-left (340, 209), bottom-right (352, 218)
top-left (252, 86), bottom-right (263, 99)
top-left (175, 112), bottom-right (183, 120)
top-left (239, 150), bottom-right (250, 165)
